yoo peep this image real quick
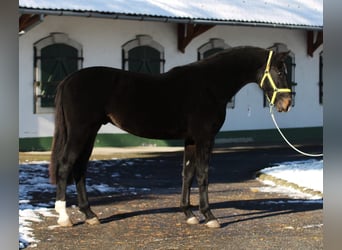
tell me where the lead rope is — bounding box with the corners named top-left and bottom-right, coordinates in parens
top-left (269, 105), bottom-right (323, 157)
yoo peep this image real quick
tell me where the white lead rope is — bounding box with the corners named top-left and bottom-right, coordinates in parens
top-left (269, 105), bottom-right (323, 157)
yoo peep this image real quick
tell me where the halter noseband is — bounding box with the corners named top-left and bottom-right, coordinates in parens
top-left (259, 50), bottom-right (291, 106)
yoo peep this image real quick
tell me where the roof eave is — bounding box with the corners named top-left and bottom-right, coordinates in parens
top-left (18, 7), bottom-right (323, 31)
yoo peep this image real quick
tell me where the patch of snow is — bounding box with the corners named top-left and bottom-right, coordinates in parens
top-left (19, 207), bottom-right (57, 249)
top-left (257, 159), bottom-right (323, 199)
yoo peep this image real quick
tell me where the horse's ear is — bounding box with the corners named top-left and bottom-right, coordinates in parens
top-left (275, 51), bottom-right (290, 63)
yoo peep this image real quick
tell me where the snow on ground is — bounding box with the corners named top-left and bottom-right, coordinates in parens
top-left (19, 158), bottom-right (154, 249)
top-left (257, 159), bottom-right (323, 199)
top-left (19, 158), bottom-right (323, 249)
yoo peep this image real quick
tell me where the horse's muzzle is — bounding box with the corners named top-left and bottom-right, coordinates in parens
top-left (276, 96), bottom-right (292, 112)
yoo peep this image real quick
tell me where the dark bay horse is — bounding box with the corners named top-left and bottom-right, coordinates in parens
top-left (49, 46), bottom-right (292, 228)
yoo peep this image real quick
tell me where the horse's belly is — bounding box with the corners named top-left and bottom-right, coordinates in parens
top-left (107, 113), bottom-right (186, 140)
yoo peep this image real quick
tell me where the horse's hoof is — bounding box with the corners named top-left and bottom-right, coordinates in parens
top-left (86, 217), bottom-right (100, 225)
top-left (57, 218), bottom-right (73, 227)
top-left (205, 219), bottom-right (220, 228)
top-left (186, 216), bottom-right (199, 225)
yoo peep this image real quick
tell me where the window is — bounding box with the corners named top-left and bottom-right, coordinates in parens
top-left (34, 33), bottom-right (83, 113)
top-left (198, 38), bottom-right (230, 59)
top-left (198, 39), bottom-right (235, 109)
top-left (122, 35), bottom-right (164, 74)
top-left (266, 43), bottom-right (296, 107)
top-left (319, 51), bottom-right (323, 104)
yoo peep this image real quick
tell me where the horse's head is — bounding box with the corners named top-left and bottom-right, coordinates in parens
top-left (259, 50), bottom-right (292, 112)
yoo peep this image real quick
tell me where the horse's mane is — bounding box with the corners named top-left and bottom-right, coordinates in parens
top-left (182, 46), bottom-right (266, 69)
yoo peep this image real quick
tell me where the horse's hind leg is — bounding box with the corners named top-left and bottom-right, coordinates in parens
top-left (72, 127), bottom-right (101, 225)
top-left (54, 148), bottom-right (76, 227)
top-left (54, 126), bottom-right (98, 226)
top-left (180, 140), bottom-right (199, 225)
top-left (55, 178), bottom-right (73, 226)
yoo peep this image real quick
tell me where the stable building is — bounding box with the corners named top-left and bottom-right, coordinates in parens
top-left (19, 0), bottom-right (323, 151)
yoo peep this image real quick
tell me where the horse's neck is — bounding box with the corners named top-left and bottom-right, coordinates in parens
top-left (205, 49), bottom-right (267, 104)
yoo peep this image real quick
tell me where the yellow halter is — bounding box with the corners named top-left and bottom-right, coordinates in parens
top-left (259, 50), bottom-right (291, 105)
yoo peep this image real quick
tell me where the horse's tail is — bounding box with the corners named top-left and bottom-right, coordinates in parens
top-left (49, 81), bottom-right (68, 184)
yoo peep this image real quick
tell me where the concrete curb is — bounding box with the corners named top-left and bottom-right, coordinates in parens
top-left (256, 172), bottom-right (323, 198)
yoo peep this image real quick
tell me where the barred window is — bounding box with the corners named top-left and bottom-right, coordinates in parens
top-left (122, 35), bottom-right (164, 74)
top-left (34, 33), bottom-right (82, 113)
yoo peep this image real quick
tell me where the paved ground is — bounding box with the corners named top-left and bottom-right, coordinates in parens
top-left (24, 143), bottom-right (323, 249)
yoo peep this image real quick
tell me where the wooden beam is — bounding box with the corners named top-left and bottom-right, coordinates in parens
top-left (178, 23), bottom-right (214, 53)
top-left (19, 14), bottom-right (42, 32)
top-left (307, 30), bottom-right (323, 57)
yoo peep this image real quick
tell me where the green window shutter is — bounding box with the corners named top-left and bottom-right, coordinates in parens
top-left (40, 44), bottom-right (78, 107)
top-left (128, 46), bottom-right (161, 74)
top-left (285, 56), bottom-right (294, 85)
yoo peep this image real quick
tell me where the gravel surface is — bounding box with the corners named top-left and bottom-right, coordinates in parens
top-left (23, 144), bottom-right (323, 249)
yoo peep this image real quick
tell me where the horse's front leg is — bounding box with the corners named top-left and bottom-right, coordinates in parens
top-left (180, 143), bottom-right (199, 225)
top-left (196, 143), bottom-right (220, 228)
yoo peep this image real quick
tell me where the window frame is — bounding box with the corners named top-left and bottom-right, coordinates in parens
top-left (33, 33), bottom-right (83, 114)
top-left (122, 35), bottom-right (165, 74)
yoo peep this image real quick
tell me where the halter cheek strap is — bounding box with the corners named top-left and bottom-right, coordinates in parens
top-left (259, 50), bottom-right (291, 105)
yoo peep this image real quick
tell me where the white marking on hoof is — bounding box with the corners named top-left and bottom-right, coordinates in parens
top-left (205, 219), bottom-right (221, 228)
top-left (86, 217), bottom-right (100, 225)
top-left (55, 200), bottom-right (73, 227)
top-left (57, 217), bottom-right (73, 227)
top-left (186, 216), bottom-right (199, 225)
top-left (55, 200), bottom-right (66, 213)
top-left (186, 160), bottom-right (190, 166)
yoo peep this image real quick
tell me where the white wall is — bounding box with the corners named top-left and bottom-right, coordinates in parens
top-left (19, 15), bottom-right (323, 138)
